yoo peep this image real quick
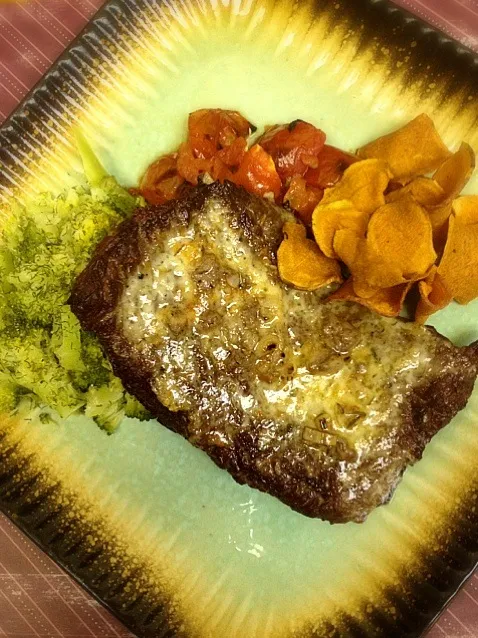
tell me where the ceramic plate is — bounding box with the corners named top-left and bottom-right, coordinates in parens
top-left (0, 1), bottom-right (477, 636)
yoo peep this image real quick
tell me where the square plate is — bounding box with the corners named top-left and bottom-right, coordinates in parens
top-left (0, 1), bottom-right (478, 636)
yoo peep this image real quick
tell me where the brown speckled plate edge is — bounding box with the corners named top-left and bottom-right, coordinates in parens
top-left (0, 0), bottom-right (477, 636)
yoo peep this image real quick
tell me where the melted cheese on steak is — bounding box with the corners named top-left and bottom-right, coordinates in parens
top-left (120, 196), bottom-right (439, 485)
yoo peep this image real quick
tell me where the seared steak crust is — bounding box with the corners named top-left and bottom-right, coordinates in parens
top-left (70, 182), bottom-right (478, 523)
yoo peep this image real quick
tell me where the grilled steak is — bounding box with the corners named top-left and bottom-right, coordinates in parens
top-left (70, 181), bottom-right (478, 523)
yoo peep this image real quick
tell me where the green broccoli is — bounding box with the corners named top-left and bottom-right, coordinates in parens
top-left (93, 176), bottom-right (140, 217)
top-left (84, 377), bottom-right (126, 434)
top-left (0, 140), bottom-right (145, 431)
top-left (51, 306), bottom-right (85, 373)
top-left (0, 328), bottom-right (84, 419)
top-left (0, 375), bottom-right (17, 415)
top-left (70, 331), bottom-right (112, 392)
top-left (124, 393), bottom-right (151, 421)
top-left (4, 186), bottom-right (137, 326)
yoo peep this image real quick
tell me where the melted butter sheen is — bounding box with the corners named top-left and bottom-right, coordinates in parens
top-left (120, 198), bottom-right (438, 471)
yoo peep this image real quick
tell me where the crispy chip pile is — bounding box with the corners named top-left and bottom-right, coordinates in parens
top-left (276, 115), bottom-right (478, 322)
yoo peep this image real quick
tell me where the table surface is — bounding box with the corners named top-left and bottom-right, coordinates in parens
top-left (0, 0), bottom-right (477, 636)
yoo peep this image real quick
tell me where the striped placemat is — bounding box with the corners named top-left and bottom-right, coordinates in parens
top-left (0, 1), bottom-right (477, 637)
top-left (395, 0), bottom-right (478, 51)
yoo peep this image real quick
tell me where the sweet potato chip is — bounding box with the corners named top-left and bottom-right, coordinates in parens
top-left (352, 276), bottom-right (382, 300)
top-left (328, 278), bottom-right (412, 317)
top-left (408, 144), bottom-right (476, 252)
top-left (332, 227), bottom-right (364, 269)
top-left (278, 222), bottom-right (342, 291)
top-left (357, 114), bottom-right (451, 181)
top-left (427, 201), bottom-right (453, 252)
top-left (437, 197), bottom-right (478, 304)
top-left (433, 142), bottom-right (475, 200)
top-left (282, 221), bottom-right (306, 241)
top-left (385, 176), bottom-right (445, 207)
top-left (312, 199), bottom-right (370, 259)
top-left (452, 194), bottom-right (478, 224)
top-left (359, 196), bottom-right (436, 288)
top-left (320, 159), bottom-right (392, 213)
top-left (415, 267), bottom-right (452, 324)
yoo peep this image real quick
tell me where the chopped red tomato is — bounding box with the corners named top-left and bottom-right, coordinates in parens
top-left (217, 136), bottom-right (248, 167)
top-left (177, 143), bottom-right (213, 185)
top-left (138, 110), bottom-right (355, 221)
top-left (257, 120), bottom-right (326, 182)
top-left (304, 145), bottom-right (357, 190)
top-left (188, 109), bottom-right (254, 159)
top-left (177, 137), bottom-right (248, 185)
top-left (176, 110), bottom-right (252, 185)
top-left (284, 175), bottom-right (323, 225)
top-left (211, 136), bottom-right (248, 182)
top-left (139, 154), bottom-right (185, 204)
top-left (140, 177), bottom-right (184, 205)
top-left (140, 154), bottom-right (177, 188)
top-left (233, 145), bottom-right (282, 200)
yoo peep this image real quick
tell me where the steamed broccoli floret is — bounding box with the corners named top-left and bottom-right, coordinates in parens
top-left (93, 176), bottom-right (140, 217)
top-left (0, 376), bottom-right (17, 415)
top-left (3, 186), bottom-right (138, 326)
top-left (6, 245), bottom-right (77, 326)
top-left (124, 393), bottom-right (151, 421)
top-left (84, 377), bottom-right (126, 433)
top-left (0, 329), bottom-right (83, 419)
top-left (0, 165), bottom-right (144, 428)
top-left (51, 306), bottom-right (85, 373)
top-left (71, 331), bottom-right (112, 392)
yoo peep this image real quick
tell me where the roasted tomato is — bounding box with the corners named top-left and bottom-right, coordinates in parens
top-left (304, 145), bottom-right (357, 190)
top-left (233, 145), bottom-right (282, 200)
top-left (139, 112), bottom-right (354, 210)
top-left (176, 143), bottom-right (214, 185)
top-left (257, 120), bottom-right (326, 182)
top-left (140, 154), bottom-right (177, 188)
top-left (139, 154), bottom-right (185, 204)
top-left (188, 108), bottom-right (254, 158)
top-left (284, 175), bottom-right (323, 225)
top-left (177, 136), bottom-right (248, 185)
top-left (217, 136), bottom-right (248, 167)
top-left (176, 111), bottom-right (252, 185)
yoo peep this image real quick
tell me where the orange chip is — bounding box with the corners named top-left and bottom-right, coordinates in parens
top-left (415, 266), bottom-right (453, 324)
top-left (332, 231), bottom-right (383, 301)
top-left (277, 222), bottom-right (342, 291)
top-left (437, 196), bottom-right (478, 304)
top-left (332, 227), bottom-right (364, 270)
top-left (358, 196), bottom-right (436, 288)
top-left (320, 159), bottom-right (392, 213)
top-left (452, 194), bottom-right (478, 224)
top-left (312, 199), bottom-right (370, 259)
top-left (433, 142), bottom-right (475, 200)
top-left (418, 143), bottom-right (476, 252)
top-left (427, 201), bottom-right (453, 253)
top-left (357, 114), bottom-right (451, 181)
top-left (328, 277), bottom-right (412, 317)
top-left (352, 276), bottom-right (382, 300)
top-left (385, 176), bottom-right (445, 207)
